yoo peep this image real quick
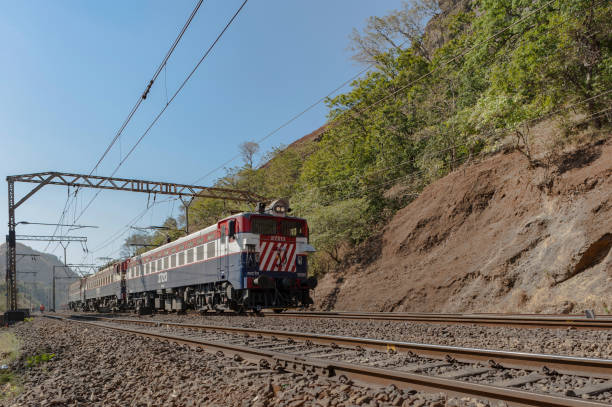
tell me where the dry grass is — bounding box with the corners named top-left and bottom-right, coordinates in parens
top-left (0, 331), bottom-right (21, 399)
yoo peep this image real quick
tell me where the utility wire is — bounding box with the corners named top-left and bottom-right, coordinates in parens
top-left (45, 0), bottom-right (204, 255)
top-left (191, 38), bottom-right (414, 185)
top-left (304, 89), bottom-right (612, 198)
top-left (193, 0), bottom-right (559, 185)
top-left (80, 0), bottom-right (250, 254)
top-left (90, 0), bottom-right (204, 176)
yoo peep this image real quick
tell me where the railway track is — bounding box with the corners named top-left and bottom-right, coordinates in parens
top-left (262, 311), bottom-right (612, 330)
top-left (48, 313), bottom-right (612, 406)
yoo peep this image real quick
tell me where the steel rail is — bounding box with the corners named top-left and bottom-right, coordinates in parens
top-left (77, 315), bottom-right (612, 379)
top-left (45, 314), bottom-right (610, 407)
top-left (263, 311), bottom-right (612, 330)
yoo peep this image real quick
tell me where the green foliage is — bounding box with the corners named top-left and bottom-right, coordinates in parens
top-left (292, 195), bottom-right (371, 276)
top-left (25, 353), bottom-right (55, 368)
top-left (123, 0), bottom-right (611, 278)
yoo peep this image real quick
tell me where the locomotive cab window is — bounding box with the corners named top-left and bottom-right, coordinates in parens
top-left (251, 217), bottom-right (277, 235)
top-left (282, 221), bottom-right (305, 237)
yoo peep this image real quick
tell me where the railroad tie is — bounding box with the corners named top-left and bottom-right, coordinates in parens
top-left (310, 351), bottom-right (358, 359)
top-left (441, 367), bottom-right (492, 379)
top-left (297, 348), bottom-right (345, 356)
top-left (250, 340), bottom-right (285, 348)
top-left (225, 338), bottom-right (253, 345)
top-left (492, 372), bottom-right (546, 388)
top-left (568, 381), bottom-right (612, 397)
top-left (396, 361), bottom-right (451, 373)
top-left (265, 344), bottom-right (304, 352)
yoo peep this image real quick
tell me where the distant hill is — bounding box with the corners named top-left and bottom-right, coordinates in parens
top-left (0, 243), bottom-right (78, 311)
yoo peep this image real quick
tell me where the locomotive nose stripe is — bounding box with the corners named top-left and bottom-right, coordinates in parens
top-left (262, 242), bottom-right (273, 271)
top-left (259, 240), bottom-right (297, 272)
top-left (286, 243), bottom-right (296, 272)
top-left (259, 241), bottom-right (268, 271)
top-left (261, 241), bottom-right (277, 271)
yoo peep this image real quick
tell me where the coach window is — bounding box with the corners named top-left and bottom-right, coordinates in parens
top-left (171, 254), bottom-right (176, 268)
top-left (151, 261), bottom-right (156, 273)
top-left (207, 242), bottom-right (215, 259)
top-left (158, 259), bottom-right (162, 271)
top-left (178, 251), bottom-right (185, 266)
top-left (163, 256), bottom-right (168, 270)
top-left (196, 245), bottom-right (204, 261)
top-left (187, 248), bottom-right (194, 263)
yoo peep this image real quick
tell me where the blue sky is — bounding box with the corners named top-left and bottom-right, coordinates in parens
top-left (0, 0), bottom-right (404, 266)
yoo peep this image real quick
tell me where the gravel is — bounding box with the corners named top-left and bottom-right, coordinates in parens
top-left (3, 318), bottom-right (505, 407)
top-left (140, 313), bottom-right (612, 359)
top-left (94, 319), bottom-right (612, 403)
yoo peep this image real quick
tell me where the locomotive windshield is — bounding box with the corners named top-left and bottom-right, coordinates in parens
top-left (282, 220), bottom-right (305, 237)
top-left (251, 217), bottom-right (277, 235)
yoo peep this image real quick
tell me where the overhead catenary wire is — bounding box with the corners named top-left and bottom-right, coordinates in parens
top-left (73, 0), bottom-right (249, 227)
top-left (77, 0), bottom-right (250, 260)
top-left (90, 0), bottom-right (205, 176)
top-left (45, 0), bottom-right (205, 257)
top-left (67, 0), bottom-right (610, 261)
top-left (89, 0), bottom-right (609, 258)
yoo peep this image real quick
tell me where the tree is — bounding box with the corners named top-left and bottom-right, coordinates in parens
top-left (239, 141), bottom-right (260, 168)
top-left (350, 0), bottom-right (440, 66)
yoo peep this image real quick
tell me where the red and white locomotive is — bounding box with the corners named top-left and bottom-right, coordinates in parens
top-left (68, 200), bottom-right (316, 313)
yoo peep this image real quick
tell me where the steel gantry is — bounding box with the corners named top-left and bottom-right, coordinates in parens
top-left (6, 171), bottom-right (267, 313)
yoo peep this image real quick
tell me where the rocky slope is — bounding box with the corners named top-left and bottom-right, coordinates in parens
top-left (315, 136), bottom-right (612, 314)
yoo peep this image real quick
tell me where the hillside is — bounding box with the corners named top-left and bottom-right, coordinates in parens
top-left (120, 0), bottom-right (611, 314)
top-left (0, 243), bottom-right (77, 310)
top-left (315, 135), bottom-right (612, 314)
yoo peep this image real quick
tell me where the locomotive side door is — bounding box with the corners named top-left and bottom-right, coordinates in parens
top-left (217, 223), bottom-right (229, 281)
